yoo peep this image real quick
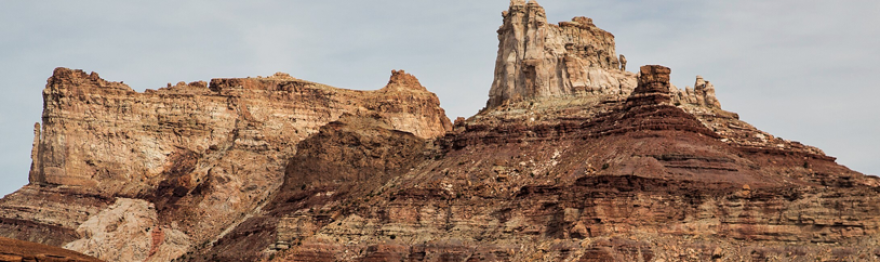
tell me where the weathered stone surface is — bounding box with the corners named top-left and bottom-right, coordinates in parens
top-left (625, 65), bottom-right (673, 108)
top-left (63, 198), bottom-right (190, 262)
top-left (32, 67), bottom-right (448, 190)
top-left (202, 39), bottom-right (874, 261)
top-left (0, 236), bottom-right (102, 262)
top-left (248, 66), bottom-right (878, 261)
top-left (0, 185), bottom-right (111, 246)
top-left (487, 0), bottom-right (637, 108)
top-left (0, 68), bottom-right (451, 261)
top-left (672, 75), bottom-right (722, 108)
top-left (194, 115), bottom-right (433, 261)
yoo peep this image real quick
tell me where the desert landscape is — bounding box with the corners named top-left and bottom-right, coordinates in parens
top-left (1, 1), bottom-right (879, 261)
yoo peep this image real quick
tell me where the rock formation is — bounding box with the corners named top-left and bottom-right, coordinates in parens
top-left (672, 75), bottom-right (722, 108)
top-left (487, 0), bottom-right (637, 108)
top-left (0, 236), bottom-right (102, 262)
top-left (0, 68), bottom-right (451, 261)
top-left (625, 65), bottom-right (673, 108)
top-left (2, 1), bottom-right (879, 262)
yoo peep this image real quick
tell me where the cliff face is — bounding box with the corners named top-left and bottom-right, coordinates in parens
top-left (3, 1), bottom-right (880, 262)
top-left (0, 236), bottom-right (102, 262)
top-left (0, 68), bottom-right (450, 261)
top-left (33, 68), bottom-right (449, 191)
top-left (487, 0), bottom-right (636, 108)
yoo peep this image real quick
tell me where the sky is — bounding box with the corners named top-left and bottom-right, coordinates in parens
top-left (1, 0), bottom-right (878, 197)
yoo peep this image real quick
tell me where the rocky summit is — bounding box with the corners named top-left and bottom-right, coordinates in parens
top-left (2, 1), bottom-right (879, 262)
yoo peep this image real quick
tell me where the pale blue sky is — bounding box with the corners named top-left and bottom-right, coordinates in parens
top-left (1, 0), bottom-right (878, 197)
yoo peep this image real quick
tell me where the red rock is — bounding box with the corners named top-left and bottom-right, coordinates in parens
top-left (0, 236), bottom-right (102, 262)
top-left (625, 65), bottom-right (673, 108)
top-left (1, 2), bottom-right (878, 262)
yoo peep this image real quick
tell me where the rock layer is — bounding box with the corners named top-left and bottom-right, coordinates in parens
top-left (0, 68), bottom-right (451, 261)
top-left (235, 60), bottom-right (880, 261)
top-left (625, 65), bottom-right (673, 108)
top-left (246, 64), bottom-right (879, 261)
top-left (0, 236), bottom-right (102, 262)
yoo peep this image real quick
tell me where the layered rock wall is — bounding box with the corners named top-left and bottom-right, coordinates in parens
top-left (33, 68), bottom-right (449, 192)
top-left (0, 236), bottom-right (102, 262)
top-left (1, 68), bottom-right (451, 261)
top-left (249, 63), bottom-right (880, 261)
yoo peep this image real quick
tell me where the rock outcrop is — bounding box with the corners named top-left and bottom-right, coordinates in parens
top-left (0, 68), bottom-right (451, 261)
top-left (625, 65), bottom-right (673, 108)
top-left (2, 1), bottom-right (879, 262)
top-left (487, 0), bottom-right (637, 108)
top-left (672, 75), bottom-right (722, 108)
top-left (0, 236), bottom-right (102, 262)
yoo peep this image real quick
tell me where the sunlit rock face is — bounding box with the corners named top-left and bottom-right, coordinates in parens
top-left (0, 67), bottom-right (451, 261)
top-left (487, 0), bottom-right (637, 109)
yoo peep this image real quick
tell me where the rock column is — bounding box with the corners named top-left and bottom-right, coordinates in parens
top-left (626, 65), bottom-right (672, 108)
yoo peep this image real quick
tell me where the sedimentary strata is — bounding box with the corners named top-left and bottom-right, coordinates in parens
top-left (0, 68), bottom-right (450, 261)
top-left (1, 1), bottom-right (878, 262)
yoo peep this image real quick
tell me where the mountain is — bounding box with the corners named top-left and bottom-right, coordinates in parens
top-left (2, 1), bottom-right (879, 261)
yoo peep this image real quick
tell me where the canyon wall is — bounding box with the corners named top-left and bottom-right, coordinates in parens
top-left (33, 68), bottom-right (449, 192)
top-left (0, 68), bottom-right (450, 261)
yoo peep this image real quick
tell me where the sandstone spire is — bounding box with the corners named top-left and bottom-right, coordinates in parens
top-left (487, 0), bottom-right (636, 108)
